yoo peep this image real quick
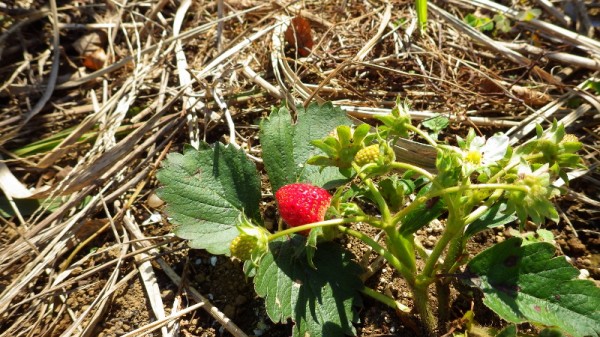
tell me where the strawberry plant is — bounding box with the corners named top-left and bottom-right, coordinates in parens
top-left (157, 101), bottom-right (600, 337)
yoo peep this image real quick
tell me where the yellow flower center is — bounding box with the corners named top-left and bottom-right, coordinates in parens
top-left (465, 150), bottom-right (482, 165)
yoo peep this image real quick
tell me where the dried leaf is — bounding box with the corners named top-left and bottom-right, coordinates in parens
top-left (284, 16), bottom-right (314, 57)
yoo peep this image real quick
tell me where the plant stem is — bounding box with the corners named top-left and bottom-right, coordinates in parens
top-left (406, 124), bottom-right (437, 147)
top-left (415, 0), bottom-right (428, 33)
top-left (390, 162), bottom-right (434, 180)
top-left (386, 228), bottom-right (417, 274)
top-left (337, 226), bottom-right (413, 279)
top-left (267, 216), bottom-right (374, 241)
top-left (360, 286), bottom-right (410, 312)
top-left (364, 178), bottom-right (392, 224)
top-left (390, 195), bottom-right (428, 225)
top-left (462, 189), bottom-right (504, 225)
top-left (428, 183), bottom-right (528, 198)
top-left (412, 283), bottom-right (436, 336)
top-left (421, 200), bottom-right (463, 279)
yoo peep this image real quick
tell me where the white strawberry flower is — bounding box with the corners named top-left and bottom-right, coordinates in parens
top-left (463, 133), bottom-right (509, 175)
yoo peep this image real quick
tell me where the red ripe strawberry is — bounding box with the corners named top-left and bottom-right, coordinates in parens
top-left (275, 183), bottom-right (332, 235)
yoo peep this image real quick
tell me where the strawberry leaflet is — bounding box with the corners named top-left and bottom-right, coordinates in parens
top-left (156, 143), bottom-right (261, 255)
top-left (466, 238), bottom-right (600, 337)
top-left (260, 102), bottom-right (352, 192)
top-left (255, 237), bottom-right (362, 337)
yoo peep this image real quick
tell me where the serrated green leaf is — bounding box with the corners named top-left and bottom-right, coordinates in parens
top-left (260, 102), bottom-right (352, 192)
top-left (464, 203), bottom-right (517, 238)
top-left (422, 114), bottom-right (449, 138)
top-left (255, 237), bottom-right (362, 337)
top-left (156, 143), bottom-right (261, 255)
top-left (259, 106), bottom-right (296, 192)
top-left (466, 238), bottom-right (600, 337)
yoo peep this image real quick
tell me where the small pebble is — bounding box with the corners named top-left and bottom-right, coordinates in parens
top-left (578, 269), bottom-right (590, 279)
top-left (223, 304), bottom-right (236, 318)
top-left (210, 256), bottom-right (218, 266)
top-left (235, 295), bottom-right (248, 306)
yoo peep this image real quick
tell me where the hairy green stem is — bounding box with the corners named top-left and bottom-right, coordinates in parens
top-left (360, 286), bottom-right (410, 312)
top-left (412, 283), bottom-right (436, 336)
top-left (364, 178), bottom-right (392, 224)
top-left (462, 189), bottom-right (505, 225)
top-left (486, 153), bottom-right (542, 184)
top-left (421, 199), bottom-right (463, 279)
top-left (385, 228), bottom-right (417, 275)
top-left (428, 183), bottom-right (528, 198)
top-left (390, 162), bottom-right (434, 180)
top-left (268, 217), bottom-right (374, 241)
top-left (406, 124), bottom-right (437, 148)
top-left (391, 195), bottom-right (428, 225)
top-left (338, 226), bottom-right (413, 279)
top-left (441, 232), bottom-right (465, 274)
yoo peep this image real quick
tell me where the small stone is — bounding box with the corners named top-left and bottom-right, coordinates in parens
top-left (567, 237), bottom-right (586, 255)
top-left (122, 324), bottom-right (130, 331)
top-left (235, 295), bottom-right (248, 306)
top-left (578, 269), bottom-right (590, 279)
top-left (223, 304), bottom-right (236, 318)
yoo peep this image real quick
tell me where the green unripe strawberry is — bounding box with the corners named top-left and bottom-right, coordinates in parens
top-left (229, 234), bottom-right (257, 261)
top-left (354, 144), bottom-right (380, 166)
